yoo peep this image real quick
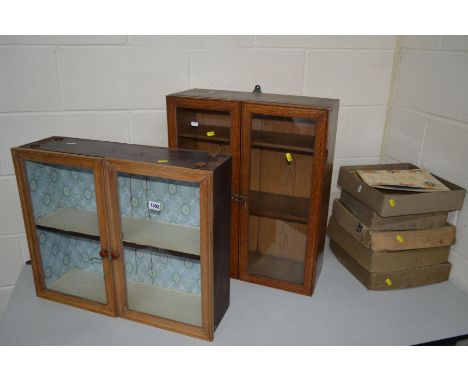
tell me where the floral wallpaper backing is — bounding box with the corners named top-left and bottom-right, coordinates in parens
top-left (117, 172), bottom-right (200, 228)
top-left (26, 161), bottom-right (201, 298)
top-left (25, 161), bottom-right (96, 221)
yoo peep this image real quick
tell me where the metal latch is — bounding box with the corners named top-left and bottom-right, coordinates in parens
top-left (232, 193), bottom-right (248, 202)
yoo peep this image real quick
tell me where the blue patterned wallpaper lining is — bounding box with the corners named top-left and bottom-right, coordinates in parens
top-left (25, 161), bottom-right (201, 298)
top-left (117, 173), bottom-right (200, 228)
top-left (25, 161), bottom-right (96, 221)
top-left (38, 228), bottom-right (104, 287)
top-left (37, 229), bottom-right (200, 296)
top-left (118, 173), bottom-right (201, 295)
top-left (124, 247), bottom-right (200, 295)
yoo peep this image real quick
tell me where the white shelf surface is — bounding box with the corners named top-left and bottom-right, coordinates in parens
top-left (49, 269), bottom-right (107, 304)
top-left (48, 268), bottom-right (201, 326)
top-left (36, 208), bottom-right (99, 237)
top-left (36, 207), bottom-right (200, 256)
top-left (127, 279), bottom-right (201, 327)
top-left (2, 241), bottom-right (468, 345)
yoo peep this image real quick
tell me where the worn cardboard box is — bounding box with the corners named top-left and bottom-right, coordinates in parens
top-left (327, 216), bottom-right (450, 272)
top-left (341, 190), bottom-right (448, 230)
top-left (330, 239), bottom-right (452, 291)
top-left (337, 163), bottom-right (465, 217)
top-left (331, 199), bottom-right (456, 251)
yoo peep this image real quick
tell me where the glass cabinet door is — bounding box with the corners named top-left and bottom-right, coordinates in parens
top-left (175, 106), bottom-right (232, 156)
top-left (240, 104), bottom-right (328, 292)
top-left (169, 98), bottom-right (241, 277)
top-left (23, 159), bottom-right (112, 307)
top-left (114, 171), bottom-right (203, 328)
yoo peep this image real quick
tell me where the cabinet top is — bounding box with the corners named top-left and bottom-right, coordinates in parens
top-left (14, 136), bottom-right (230, 172)
top-left (167, 88), bottom-right (339, 109)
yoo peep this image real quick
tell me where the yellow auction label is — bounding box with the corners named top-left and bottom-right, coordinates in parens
top-left (285, 153), bottom-right (293, 162)
top-left (396, 235), bottom-right (404, 243)
top-left (157, 159), bottom-right (168, 163)
top-left (389, 199), bottom-right (396, 207)
top-left (385, 278), bottom-right (393, 286)
top-left (207, 131), bottom-right (215, 137)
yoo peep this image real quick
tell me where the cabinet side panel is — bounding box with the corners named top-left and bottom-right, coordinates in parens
top-left (213, 157), bottom-right (231, 329)
top-left (315, 105), bottom-right (339, 289)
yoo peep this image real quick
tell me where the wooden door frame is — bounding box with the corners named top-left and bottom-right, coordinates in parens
top-left (11, 148), bottom-right (117, 316)
top-left (238, 102), bottom-right (329, 295)
top-left (166, 96), bottom-right (241, 278)
top-left (104, 158), bottom-right (215, 341)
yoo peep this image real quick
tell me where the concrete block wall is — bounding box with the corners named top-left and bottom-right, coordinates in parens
top-left (0, 35), bottom-right (396, 317)
top-left (381, 36), bottom-right (468, 293)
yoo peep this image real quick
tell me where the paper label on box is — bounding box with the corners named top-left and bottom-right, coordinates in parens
top-left (207, 131), bottom-right (215, 137)
top-left (191, 121), bottom-right (199, 127)
top-left (396, 235), bottom-right (404, 243)
top-left (285, 153), bottom-right (293, 163)
top-left (385, 278), bottom-right (393, 286)
top-left (389, 199), bottom-right (395, 207)
top-left (148, 200), bottom-right (161, 212)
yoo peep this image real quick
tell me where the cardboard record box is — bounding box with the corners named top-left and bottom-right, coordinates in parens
top-left (327, 216), bottom-right (450, 272)
top-left (331, 199), bottom-right (456, 251)
top-left (330, 239), bottom-right (452, 291)
top-left (337, 163), bottom-right (465, 217)
top-left (340, 190), bottom-right (448, 231)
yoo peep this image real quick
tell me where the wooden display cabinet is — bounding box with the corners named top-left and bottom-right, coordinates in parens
top-left (11, 136), bottom-right (231, 341)
top-left (167, 88), bottom-right (339, 295)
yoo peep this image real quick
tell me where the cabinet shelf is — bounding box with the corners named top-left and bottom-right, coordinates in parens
top-left (179, 125), bottom-right (315, 155)
top-left (251, 130), bottom-right (315, 155)
top-left (36, 208), bottom-right (200, 257)
top-left (248, 252), bottom-right (304, 285)
top-left (249, 191), bottom-right (309, 224)
top-left (179, 125), bottom-right (230, 145)
top-left (49, 269), bottom-right (201, 326)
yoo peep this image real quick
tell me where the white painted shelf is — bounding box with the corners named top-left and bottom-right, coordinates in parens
top-left (127, 279), bottom-right (201, 326)
top-left (36, 208), bottom-right (200, 256)
top-left (49, 268), bottom-right (106, 304)
top-left (36, 207), bottom-right (99, 238)
top-left (49, 268), bottom-right (201, 326)
top-left (121, 215), bottom-right (200, 256)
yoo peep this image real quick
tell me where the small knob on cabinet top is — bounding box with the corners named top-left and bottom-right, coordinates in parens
top-left (252, 85), bottom-right (262, 94)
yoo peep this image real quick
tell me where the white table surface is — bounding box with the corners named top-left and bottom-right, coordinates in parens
top-left (1, 241), bottom-right (468, 345)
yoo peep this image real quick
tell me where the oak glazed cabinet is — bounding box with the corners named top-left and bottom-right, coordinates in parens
top-left (167, 88), bottom-right (339, 295)
top-left (11, 136), bottom-right (231, 341)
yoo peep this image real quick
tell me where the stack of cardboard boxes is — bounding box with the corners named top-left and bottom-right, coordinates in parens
top-left (327, 163), bottom-right (466, 290)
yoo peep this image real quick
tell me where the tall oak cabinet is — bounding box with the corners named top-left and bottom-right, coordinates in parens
top-left (167, 89), bottom-right (339, 295)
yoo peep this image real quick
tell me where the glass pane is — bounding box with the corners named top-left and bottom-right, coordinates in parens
top-left (117, 173), bottom-right (201, 327)
top-left (25, 161), bottom-right (106, 303)
top-left (177, 107), bottom-right (231, 156)
top-left (247, 114), bottom-right (316, 285)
